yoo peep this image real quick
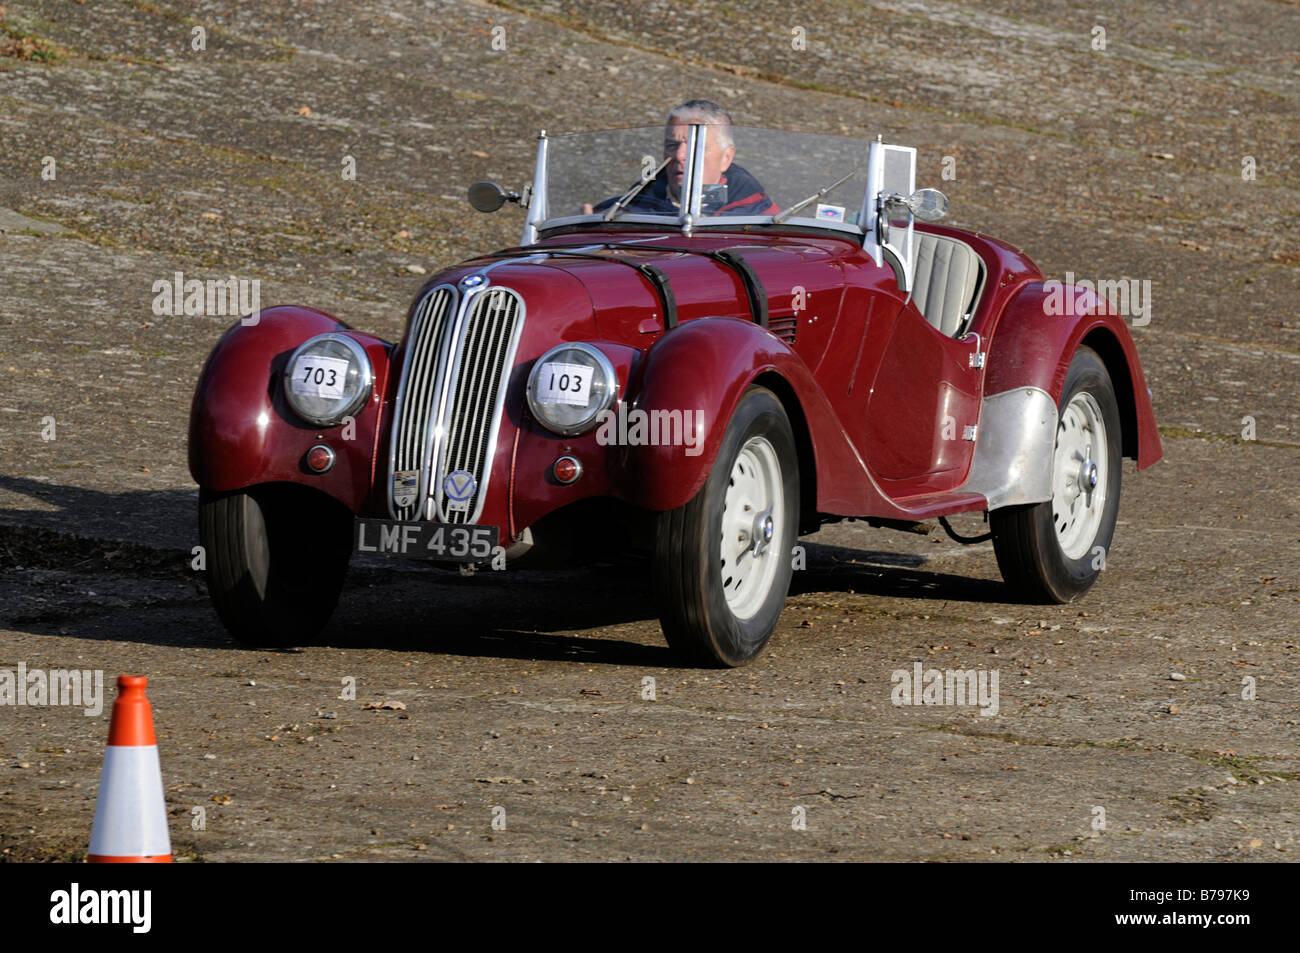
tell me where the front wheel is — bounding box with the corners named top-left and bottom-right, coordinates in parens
top-left (199, 485), bottom-right (352, 646)
top-left (990, 347), bottom-right (1122, 603)
top-left (654, 386), bottom-right (800, 667)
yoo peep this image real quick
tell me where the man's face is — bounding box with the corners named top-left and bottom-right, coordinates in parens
top-left (663, 121), bottom-right (736, 201)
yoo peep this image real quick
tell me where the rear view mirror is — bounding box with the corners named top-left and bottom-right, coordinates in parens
top-left (468, 180), bottom-right (520, 213)
top-left (906, 188), bottom-right (948, 222)
top-left (882, 188), bottom-right (949, 223)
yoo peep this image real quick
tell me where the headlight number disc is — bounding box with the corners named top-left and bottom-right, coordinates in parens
top-left (536, 361), bottom-right (592, 406)
top-left (290, 354), bottom-right (350, 400)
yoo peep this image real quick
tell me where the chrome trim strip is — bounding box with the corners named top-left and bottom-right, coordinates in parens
top-left (542, 212), bottom-right (679, 230)
top-left (538, 213), bottom-right (866, 237)
top-left (522, 130), bottom-right (548, 246)
top-left (386, 284), bottom-right (456, 519)
top-left (681, 122), bottom-right (705, 235)
top-left (861, 136), bottom-right (882, 262)
top-left (407, 288), bottom-right (456, 518)
top-left (695, 215), bottom-right (864, 234)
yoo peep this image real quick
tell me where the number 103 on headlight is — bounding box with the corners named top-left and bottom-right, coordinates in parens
top-left (536, 362), bottom-right (591, 405)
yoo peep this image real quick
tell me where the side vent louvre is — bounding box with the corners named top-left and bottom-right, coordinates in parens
top-left (768, 313), bottom-right (798, 345)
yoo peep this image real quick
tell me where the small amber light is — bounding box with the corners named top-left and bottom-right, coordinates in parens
top-left (306, 444), bottom-right (335, 473)
top-left (553, 455), bottom-right (581, 484)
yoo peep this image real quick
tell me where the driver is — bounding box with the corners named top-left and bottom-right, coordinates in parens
top-left (587, 100), bottom-right (777, 217)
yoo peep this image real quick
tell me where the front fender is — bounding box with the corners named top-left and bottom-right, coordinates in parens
top-left (187, 306), bottom-right (393, 511)
top-left (984, 282), bottom-right (1162, 469)
top-left (611, 317), bottom-right (874, 513)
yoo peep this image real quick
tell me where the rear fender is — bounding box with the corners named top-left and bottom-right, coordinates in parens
top-left (982, 282), bottom-right (1162, 469)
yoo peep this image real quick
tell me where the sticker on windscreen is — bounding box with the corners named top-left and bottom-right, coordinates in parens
top-left (815, 203), bottom-right (846, 222)
top-left (536, 362), bottom-right (591, 405)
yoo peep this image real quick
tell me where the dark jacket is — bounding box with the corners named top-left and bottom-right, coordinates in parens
top-left (595, 163), bottom-right (778, 217)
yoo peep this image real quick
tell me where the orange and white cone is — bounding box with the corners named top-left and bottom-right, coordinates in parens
top-left (87, 675), bottom-right (172, 863)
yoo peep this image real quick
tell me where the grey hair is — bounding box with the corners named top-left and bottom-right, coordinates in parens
top-left (666, 99), bottom-right (734, 150)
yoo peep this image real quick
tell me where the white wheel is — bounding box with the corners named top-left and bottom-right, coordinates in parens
top-left (990, 347), bottom-right (1123, 603)
top-left (720, 436), bottom-right (786, 620)
top-left (1052, 392), bottom-right (1110, 560)
top-left (654, 386), bottom-right (800, 667)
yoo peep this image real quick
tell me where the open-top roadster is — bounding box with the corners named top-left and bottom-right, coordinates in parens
top-left (189, 119), bottom-right (1160, 666)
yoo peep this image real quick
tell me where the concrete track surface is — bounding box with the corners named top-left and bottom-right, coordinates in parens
top-left (0, 0), bottom-right (1296, 861)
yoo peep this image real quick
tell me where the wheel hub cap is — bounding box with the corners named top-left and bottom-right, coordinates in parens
top-left (750, 510), bottom-right (774, 556)
top-left (1051, 394), bottom-right (1109, 561)
top-left (720, 436), bottom-right (785, 620)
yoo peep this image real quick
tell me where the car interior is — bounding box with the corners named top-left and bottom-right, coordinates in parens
top-left (911, 232), bottom-right (984, 338)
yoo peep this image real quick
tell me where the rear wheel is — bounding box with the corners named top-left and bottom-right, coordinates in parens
top-left (990, 347), bottom-right (1122, 603)
top-left (654, 387), bottom-right (799, 667)
top-left (199, 485), bottom-right (352, 646)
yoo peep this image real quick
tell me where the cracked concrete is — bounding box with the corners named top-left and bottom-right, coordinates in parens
top-left (0, 0), bottom-right (1296, 861)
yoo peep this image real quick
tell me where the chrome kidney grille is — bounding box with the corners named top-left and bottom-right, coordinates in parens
top-left (387, 283), bottom-right (525, 524)
top-left (389, 286), bottom-right (455, 521)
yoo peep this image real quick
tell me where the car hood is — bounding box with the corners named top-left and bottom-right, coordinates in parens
top-left (423, 231), bottom-right (855, 344)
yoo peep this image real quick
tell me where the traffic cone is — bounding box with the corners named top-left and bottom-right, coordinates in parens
top-left (87, 675), bottom-right (172, 863)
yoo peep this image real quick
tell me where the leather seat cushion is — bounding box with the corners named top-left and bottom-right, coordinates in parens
top-left (911, 233), bottom-right (980, 336)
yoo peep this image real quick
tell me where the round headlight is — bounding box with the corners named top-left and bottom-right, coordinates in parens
top-left (283, 333), bottom-right (373, 426)
top-left (526, 342), bottom-right (618, 436)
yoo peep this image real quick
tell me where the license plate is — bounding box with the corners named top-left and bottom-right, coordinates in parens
top-left (354, 519), bottom-right (499, 562)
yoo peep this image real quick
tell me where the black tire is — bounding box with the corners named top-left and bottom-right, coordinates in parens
top-left (654, 386), bottom-right (800, 667)
top-left (199, 485), bottom-right (352, 646)
top-left (990, 347), bottom-right (1123, 603)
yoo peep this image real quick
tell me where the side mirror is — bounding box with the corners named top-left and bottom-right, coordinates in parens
top-left (468, 180), bottom-right (522, 213)
top-left (906, 188), bottom-right (948, 222)
top-left (882, 187), bottom-right (949, 223)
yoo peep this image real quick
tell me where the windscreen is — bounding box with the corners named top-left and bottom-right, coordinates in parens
top-left (544, 126), bottom-right (678, 224)
top-left (698, 126), bottom-right (868, 225)
top-left (540, 125), bottom-right (871, 230)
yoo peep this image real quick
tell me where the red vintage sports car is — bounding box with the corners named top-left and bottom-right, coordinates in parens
top-left (189, 123), bottom-right (1160, 666)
